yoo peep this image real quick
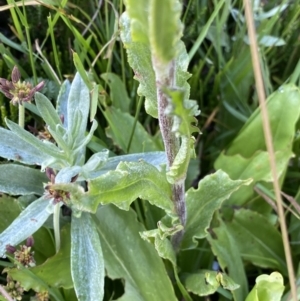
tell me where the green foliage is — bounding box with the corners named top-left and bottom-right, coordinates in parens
top-left (0, 0), bottom-right (299, 300)
top-left (245, 272), bottom-right (285, 301)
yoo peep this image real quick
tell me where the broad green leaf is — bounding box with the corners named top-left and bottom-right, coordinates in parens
top-left (95, 205), bottom-right (177, 301)
top-left (85, 161), bottom-right (173, 214)
top-left (0, 127), bottom-right (50, 165)
top-left (35, 92), bottom-right (62, 131)
top-left (101, 73), bottom-right (131, 112)
top-left (182, 170), bottom-right (252, 249)
top-left (0, 164), bottom-right (47, 195)
top-left (215, 150), bottom-right (293, 206)
top-left (0, 196), bottom-right (53, 257)
top-left (215, 85), bottom-right (300, 206)
top-left (207, 220), bottom-right (248, 301)
top-left (105, 107), bottom-right (159, 153)
top-left (184, 270), bottom-right (239, 296)
top-left (245, 272), bottom-right (284, 301)
top-left (6, 119), bottom-right (66, 161)
top-left (71, 212), bottom-right (104, 301)
top-left (225, 209), bottom-right (287, 275)
top-left (56, 79), bottom-right (71, 129)
top-left (8, 224), bottom-right (72, 290)
top-left (224, 84), bottom-right (300, 157)
top-left (149, 0), bottom-right (182, 63)
top-left (67, 72), bottom-right (90, 148)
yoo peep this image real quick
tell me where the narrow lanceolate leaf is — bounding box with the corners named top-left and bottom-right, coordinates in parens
top-left (0, 196), bottom-right (52, 257)
top-left (6, 119), bottom-right (65, 161)
top-left (149, 0), bottom-right (182, 63)
top-left (71, 212), bottom-right (104, 301)
top-left (35, 92), bottom-right (62, 131)
top-left (67, 72), bottom-right (90, 148)
top-left (182, 170), bottom-right (252, 249)
top-left (0, 164), bottom-right (47, 195)
top-left (0, 127), bottom-right (50, 165)
top-left (85, 161), bottom-right (173, 214)
top-left (95, 205), bottom-right (177, 301)
top-left (56, 79), bottom-right (71, 129)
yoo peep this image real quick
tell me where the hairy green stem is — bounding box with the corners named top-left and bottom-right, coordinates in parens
top-left (155, 59), bottom-right (186, 248)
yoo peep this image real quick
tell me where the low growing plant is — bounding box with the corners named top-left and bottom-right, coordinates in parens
top-left (0, 0), bottom-right (298, 300)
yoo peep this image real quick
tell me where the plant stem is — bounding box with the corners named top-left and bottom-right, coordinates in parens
top-left (155, 59), bottom-right (186, 248)
top-left (18, 104), bottom-right (25, 128)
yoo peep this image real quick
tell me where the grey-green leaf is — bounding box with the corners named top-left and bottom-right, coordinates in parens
top-left (71, 212), bottom-right (104, 301)
top-left (0, 164), bottom-right (47, 195)
top-left (0, 196), bottom-right (52, 257)
top-left (0, 127), bottom-right (50, 165)
top-left (67, 72), bottom-right (90, 148)
top-left (6, 119), bottom-right (65, 161)
top-left (56, 79), bottom-right (71, 129)
top-left (35, 92), bottom-right (62, 131)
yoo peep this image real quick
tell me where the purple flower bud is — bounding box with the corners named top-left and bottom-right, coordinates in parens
top-left (26, 236), bottom-right (34, 247)
top-left (11, 66), bottom-right (21, 83)
top-left (6, 244), bottom-right (16, 254)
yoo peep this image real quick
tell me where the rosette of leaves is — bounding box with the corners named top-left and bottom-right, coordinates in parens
top-left (0, 73), bottom-right (178, 301)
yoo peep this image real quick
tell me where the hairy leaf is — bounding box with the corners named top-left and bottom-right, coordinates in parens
top-left (35, 92), bottom-right (62, 131)
top-left (0, 196), bottom-right (52, 257)
top-left (149, 0), bottom-right (182, 63)
top-left (67, 72), bottom-right (90, 149)
top-left (0, 164), bottom-right (47, 195)
top-left (0, 127), bottom-right (50, 165)
top-left (71, 213), bottom-right (104, 301)
top-left (86, 161), bottom-right (173, 213)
